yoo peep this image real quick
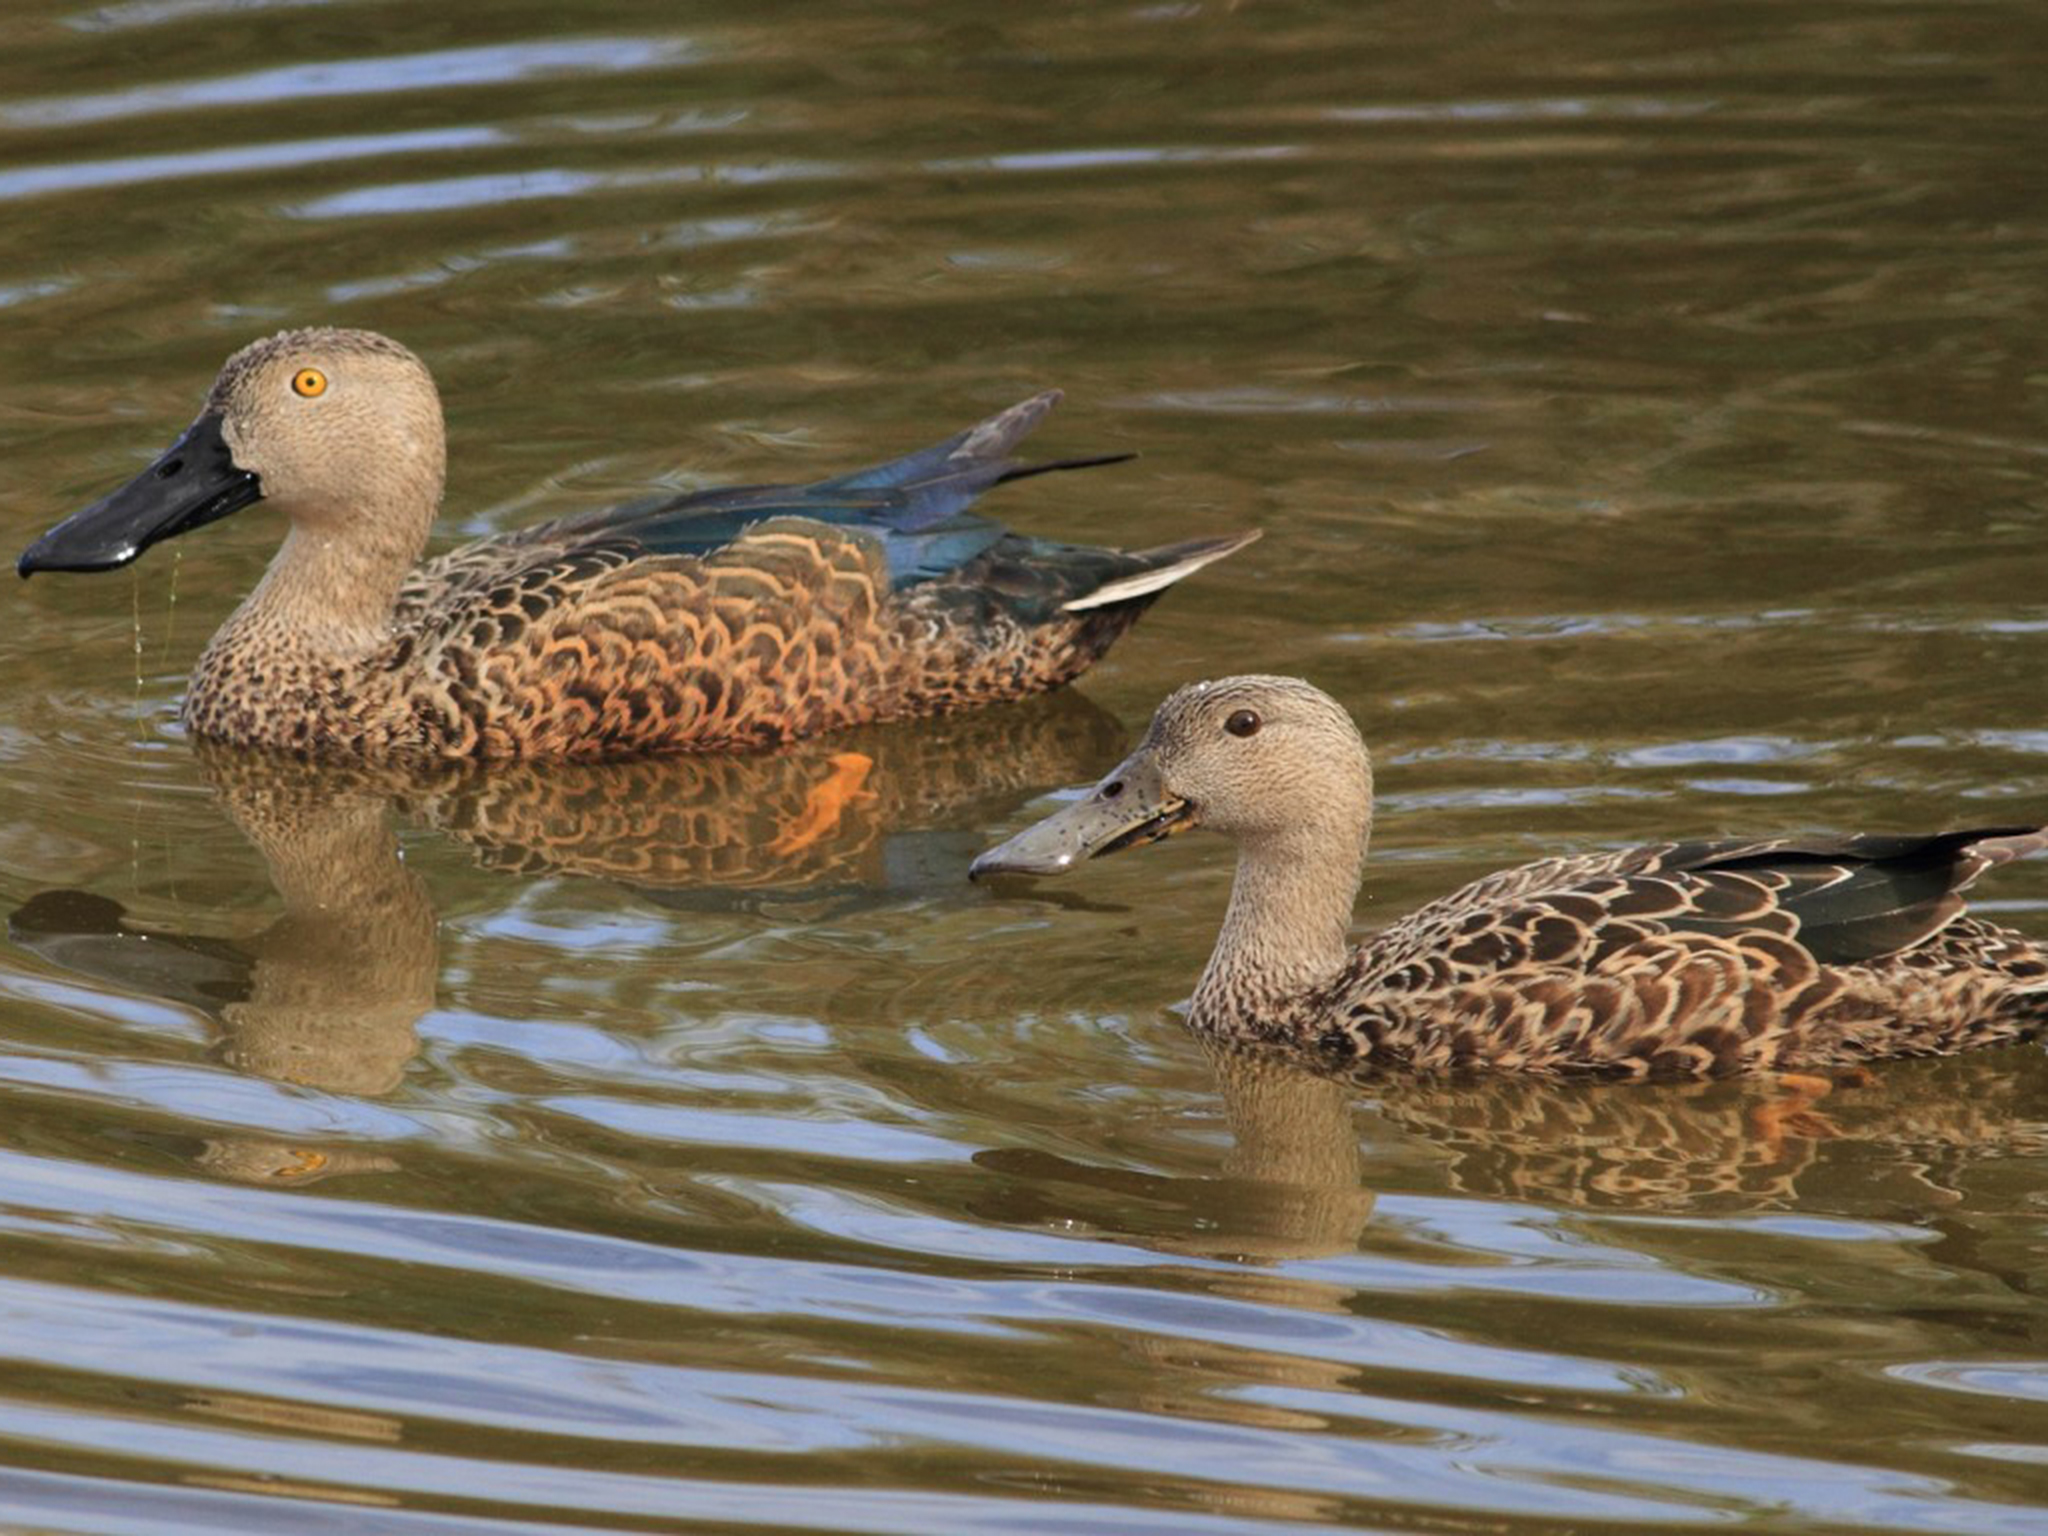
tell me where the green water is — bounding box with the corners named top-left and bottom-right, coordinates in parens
top-left (3, 1), bottom-right (2047, 1531)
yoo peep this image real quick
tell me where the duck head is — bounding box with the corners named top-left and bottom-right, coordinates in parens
top-left (970, 675), bottom-right (1374, 878)
top-left (19, 327), bottom-right (446, 577)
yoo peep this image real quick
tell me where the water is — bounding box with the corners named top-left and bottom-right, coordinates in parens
top-left (3, 0), bottom-right (2048, 1530)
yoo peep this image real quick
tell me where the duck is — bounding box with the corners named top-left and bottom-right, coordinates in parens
top-left (16, 327), bottom-right (1256, 758)
top-left (970, 675), bottom-right (2048, 1077)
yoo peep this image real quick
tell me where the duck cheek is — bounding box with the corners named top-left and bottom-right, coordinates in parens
top-left (1200, 797), bottom-right (1304, 840)
top-left (247, 464), bottom-right (344, 526)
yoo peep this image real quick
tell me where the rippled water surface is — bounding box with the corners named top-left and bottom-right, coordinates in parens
top-left (4, 1), bottom-right (2048, 1531)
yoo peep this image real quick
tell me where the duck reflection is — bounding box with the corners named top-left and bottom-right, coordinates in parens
top-left (9, 691), bottom-right (1125, 1182)
top-left (975, 1045), bottom-right (1374, 1263)
top-left (196, 685), bottom-right (1125, 903)
top-left (11, 762), bottom-right (429, 1185)
top-left (974, 1036), bottom-right (2048, 1262)
top-left (1375, 1046), bottom-right (2048, 1211)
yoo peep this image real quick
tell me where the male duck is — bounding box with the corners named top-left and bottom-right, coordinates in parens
top-left (972, 676), bottom-right (2048, 1076)
top-left (17, 328), bottom-right (1255, 758)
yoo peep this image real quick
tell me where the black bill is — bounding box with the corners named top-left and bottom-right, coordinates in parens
top-left (18, 412), bottom-right (262, 577)
top-left (969, 746), bottom-right (1196, 879)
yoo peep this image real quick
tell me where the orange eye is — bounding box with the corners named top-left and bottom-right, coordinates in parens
top-left (291, 367), bottom-right (327, 398)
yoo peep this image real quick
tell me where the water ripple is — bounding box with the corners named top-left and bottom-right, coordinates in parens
top-left (4, 1), bottom-right (2048, 1530)
top-left (0, 127), bottom-right (501, 202)
top-left (2, 38), bottom-right (694, 128)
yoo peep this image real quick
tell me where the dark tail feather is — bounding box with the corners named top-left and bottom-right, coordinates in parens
top-left (1696, 826), bottom-right (2048, 965)
top-left (996, 452), bottom-right (1139, 486)
top-left (1062, 529), bottom-right (1261, 612)
top-left (810, 391), bottom-right (1062, 499)
top-left (1966, 827), bottom-right (2048, 877)
top-left (810, 391), bottom-right (1134, 534)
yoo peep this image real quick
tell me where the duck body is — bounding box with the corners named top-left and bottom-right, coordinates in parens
top-left (19, 329), bottom-right (1254, 758)
top-left (972, 676), bottom-right (2048, 1078)
top-left (1293, 830), bottom-right (2048, 1075)
top-left (177, 472), bottom-right (1241, 759)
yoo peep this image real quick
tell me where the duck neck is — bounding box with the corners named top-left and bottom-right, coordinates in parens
top-left (1195, 817), bottom-right (1369, 1026)
top-left (225, 515), bottom-right (425, 660)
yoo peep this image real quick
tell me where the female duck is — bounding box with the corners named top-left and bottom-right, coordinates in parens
top-left (971, 676), bottom-right (2048, 1076)
top-left (18, 328), bottom-right (1253, 758)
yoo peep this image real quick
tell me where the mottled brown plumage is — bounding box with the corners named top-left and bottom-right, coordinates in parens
top-left (18, 327), bottom-right (1255, 758)
top-left (972, 676), bottom-right (2048, 1077)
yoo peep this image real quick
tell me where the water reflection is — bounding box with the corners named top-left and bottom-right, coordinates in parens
top-left (372, 688), bottom-right (1125, 901)
top-left (979, 1039), bottom-right (2048, 1260)
top-left (1369, 1051), bottom-right (2048, 1211)
top-left (976, 1048), bottom-right (1372, 1264)
top-left (9, 691), bottom-right (1124, 1181)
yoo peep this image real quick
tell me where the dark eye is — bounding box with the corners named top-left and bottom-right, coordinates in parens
top-left (1224, 709), bottom-right (1261, 738)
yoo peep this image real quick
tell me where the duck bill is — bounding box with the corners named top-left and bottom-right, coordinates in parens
top-left (18, 412), bottom-right (262, 577)
top-left (970, 749), bottom-right (1197, 879)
